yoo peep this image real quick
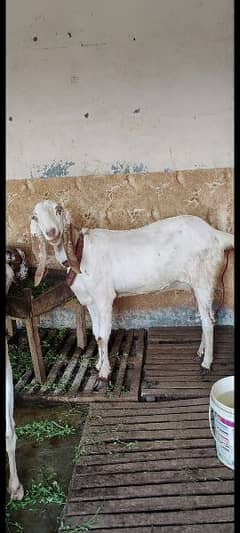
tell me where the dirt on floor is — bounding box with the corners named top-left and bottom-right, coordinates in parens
top-left (6, 401), bottom-right (89, 533)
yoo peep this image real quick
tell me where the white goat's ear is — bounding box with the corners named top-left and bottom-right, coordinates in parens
top-left (30, 219), bottom-right (47, 286)
top-left (62, 209), bottom-right (80, 274)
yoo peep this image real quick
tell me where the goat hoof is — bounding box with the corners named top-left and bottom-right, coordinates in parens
top-left (200, 366), bottom-right (210, 376)
top-left (93, 379), bottom-right (104, 391)
top-left (93, 376), bottom-right (110, 391)
top-left (9, 483), bottom-right (24, 501)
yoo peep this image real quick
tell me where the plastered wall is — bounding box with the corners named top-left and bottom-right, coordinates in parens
top-left (7, 0), bottom-right (233, 178)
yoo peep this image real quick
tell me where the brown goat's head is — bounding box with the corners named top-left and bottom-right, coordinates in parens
top-left (30, 200), bottom-right (80, 286)
top-left (6, 247), bottom-right (28, 282)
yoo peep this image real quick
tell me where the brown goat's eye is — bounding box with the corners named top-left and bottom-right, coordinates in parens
top-left (32, 215), bottom-right (38, 222)
top-left (55, 205), bottom-right (63, 215)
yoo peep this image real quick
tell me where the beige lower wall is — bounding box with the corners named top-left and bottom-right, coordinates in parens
top-left (7, 168), bottom-right (234, 322)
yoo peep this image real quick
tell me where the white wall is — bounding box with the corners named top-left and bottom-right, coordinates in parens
top-left (7, 0), bottom-right (233, 179)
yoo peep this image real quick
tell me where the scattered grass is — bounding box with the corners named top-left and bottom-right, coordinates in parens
top-left (8, 342), bottom-right (32, 382)
top-left (113, 438), bottom-right (138, 450)
top-left (7, 470), bottom-right (65, 513)
top-left (8, 327), bottom-right (70, 382)
top-left (59, 506), bottom-right (101, 531)
top-left (16, 419), bottom-right (76, 443)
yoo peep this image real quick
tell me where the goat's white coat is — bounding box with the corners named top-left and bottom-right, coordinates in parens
top-left (6, 262), bottom-right (24, 500)
top-left (31, 200), bottom-right (234, 380)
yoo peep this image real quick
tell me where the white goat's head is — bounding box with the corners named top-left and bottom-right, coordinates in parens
top-left (30, 200), bottom-right (80, 286)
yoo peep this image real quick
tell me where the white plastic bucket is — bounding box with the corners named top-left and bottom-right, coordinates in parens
top-left (209, 375), bottom-right (234, 470)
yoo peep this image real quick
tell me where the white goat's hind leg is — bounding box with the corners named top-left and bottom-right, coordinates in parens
top-left (6, 346), bottom-right (24, 500)
top-left (197, 331), bottom-right (205, 358)
top-left (194, 289), bottom-right (214, 371)
top-left (96, 307), bottom-right (113, 381)
top-left (87, 304), bottom-right (102, 371)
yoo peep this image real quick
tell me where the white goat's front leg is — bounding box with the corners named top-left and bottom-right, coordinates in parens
top-left (6, 345), bottom-right (24, 501)
top-left (194, 289), bottom-right (214, 371)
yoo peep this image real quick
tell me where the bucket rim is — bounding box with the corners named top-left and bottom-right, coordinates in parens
top-left (210, 375), bottom-right (234, 414)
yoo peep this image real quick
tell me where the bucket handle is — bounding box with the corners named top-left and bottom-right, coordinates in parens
top-left (209, 403), bottom-right (216, 441)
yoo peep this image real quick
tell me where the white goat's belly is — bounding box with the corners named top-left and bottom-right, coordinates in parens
top-left (117, 280), bottom-right (191, 297)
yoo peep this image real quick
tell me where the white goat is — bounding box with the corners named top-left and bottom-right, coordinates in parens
top-left (6, 247), bottom-right (27, 500)
top-left (30, 200), bottom-right (234, 382)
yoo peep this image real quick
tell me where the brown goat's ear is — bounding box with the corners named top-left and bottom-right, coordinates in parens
top-left (30, 220), bottom-right (47, 286)
top-left (62, 210), bottom-right (80, 274)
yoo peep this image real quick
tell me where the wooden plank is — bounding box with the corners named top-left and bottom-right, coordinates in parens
top-left (75, 454), bottom-right (220, 476)
top-left (69, 479), bottom-right (233, 501)
top-left (127, 329), bottom-right (145, 399)
top-left (91, 397), bottom-right (210, 411)
top-left (76, 304), bottom-right (87, 349)
top-left (72, 465), bottom-right (232, 489)
top-left (56, 347), bottom-right (81, 388)
top-left (87, 411), bottom-right (209, 427)
top-left (66, 494), bottom-right (233, 516)
top-left (69, 338), bottom-right (96, 394)
top-left (113, 330), bottom-right (134, 396)
top-left (25, 316), bottom-right (46, 383)
top-left (141, 390), bottom-right (211, 400)
top-left (83, 372), bottom-right (99, 392)
top-left (6, 297), bottom-right (30, 319)
top-left (32, 282), bottom-right (72, 316)
top-left (15, 369), bottom-right (33, 392)
top-left (77, 446), bottom-right (216, 467)
top-left (6, 317), bottom-right (17, 337)
top-left (65, 525), bottom-right (234, 533)
top-left (75, 456), bottom-right (221, 479)
top-left (63, 507), bottom-right (234, 529)
top-left (81, 427), bottom-right (214, 442)
top-left (68, 526), bottom-right (234, 533)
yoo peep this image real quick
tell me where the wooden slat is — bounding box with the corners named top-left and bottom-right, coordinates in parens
top-left (66, 494), bottom-right (233, 516)
top-left (113, 330), bottom-right (134, 396)
top-left (62, 398), bottom-right (234, 532)
top-left (142, 326), bottom-right (233, 401)
top-left (69, 479), bottom-right (233, 501)
top-left (67, 525), bottom-right (234, 533)
top-left (69, 338), bottom-right (97, 394)
top-left (127, 329), bottom-right (145, 399)
top-left (76, 304), bottom-right (87, 349)
top-left (25, 315), bottom-right (46, 383)
top-left (32, 282), bottom-right (72, 316)
top-left (64, 506), bottom-right (234, 529)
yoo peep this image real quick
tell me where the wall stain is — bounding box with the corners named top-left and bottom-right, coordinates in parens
top-left (35, 305), bottom-right (234, 330)
top-left (34, 160), bottom-right (75, 178)
top-left (111, 162), bottom-right (147, 174)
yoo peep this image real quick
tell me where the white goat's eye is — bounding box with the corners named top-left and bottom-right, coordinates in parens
top-left (32, 215), bottom-right (38, 222)
top-left (55, 205), bottom-right (63, 215)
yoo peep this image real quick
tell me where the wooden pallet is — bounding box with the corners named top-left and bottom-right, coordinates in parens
top-left (60, 398), bottom-right (234, 532)
top-left (141, 326), bottom-right (234, 401)
top-left (13, 328), bottom-right (145, 403)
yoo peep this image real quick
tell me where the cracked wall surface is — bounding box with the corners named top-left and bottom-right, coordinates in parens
top-left (6, 168), bottom-right (234, 325)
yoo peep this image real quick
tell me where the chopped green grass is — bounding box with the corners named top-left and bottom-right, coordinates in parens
top-left (7, 470), bottom-right (65, 512)
top-left (8, 343), bottom-right (32, 382)
top-left (16, 419), bottom-right (76, 443)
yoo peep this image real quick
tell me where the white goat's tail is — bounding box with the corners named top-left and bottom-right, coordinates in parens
top-left (216, 229), bottom-right (234, 250)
